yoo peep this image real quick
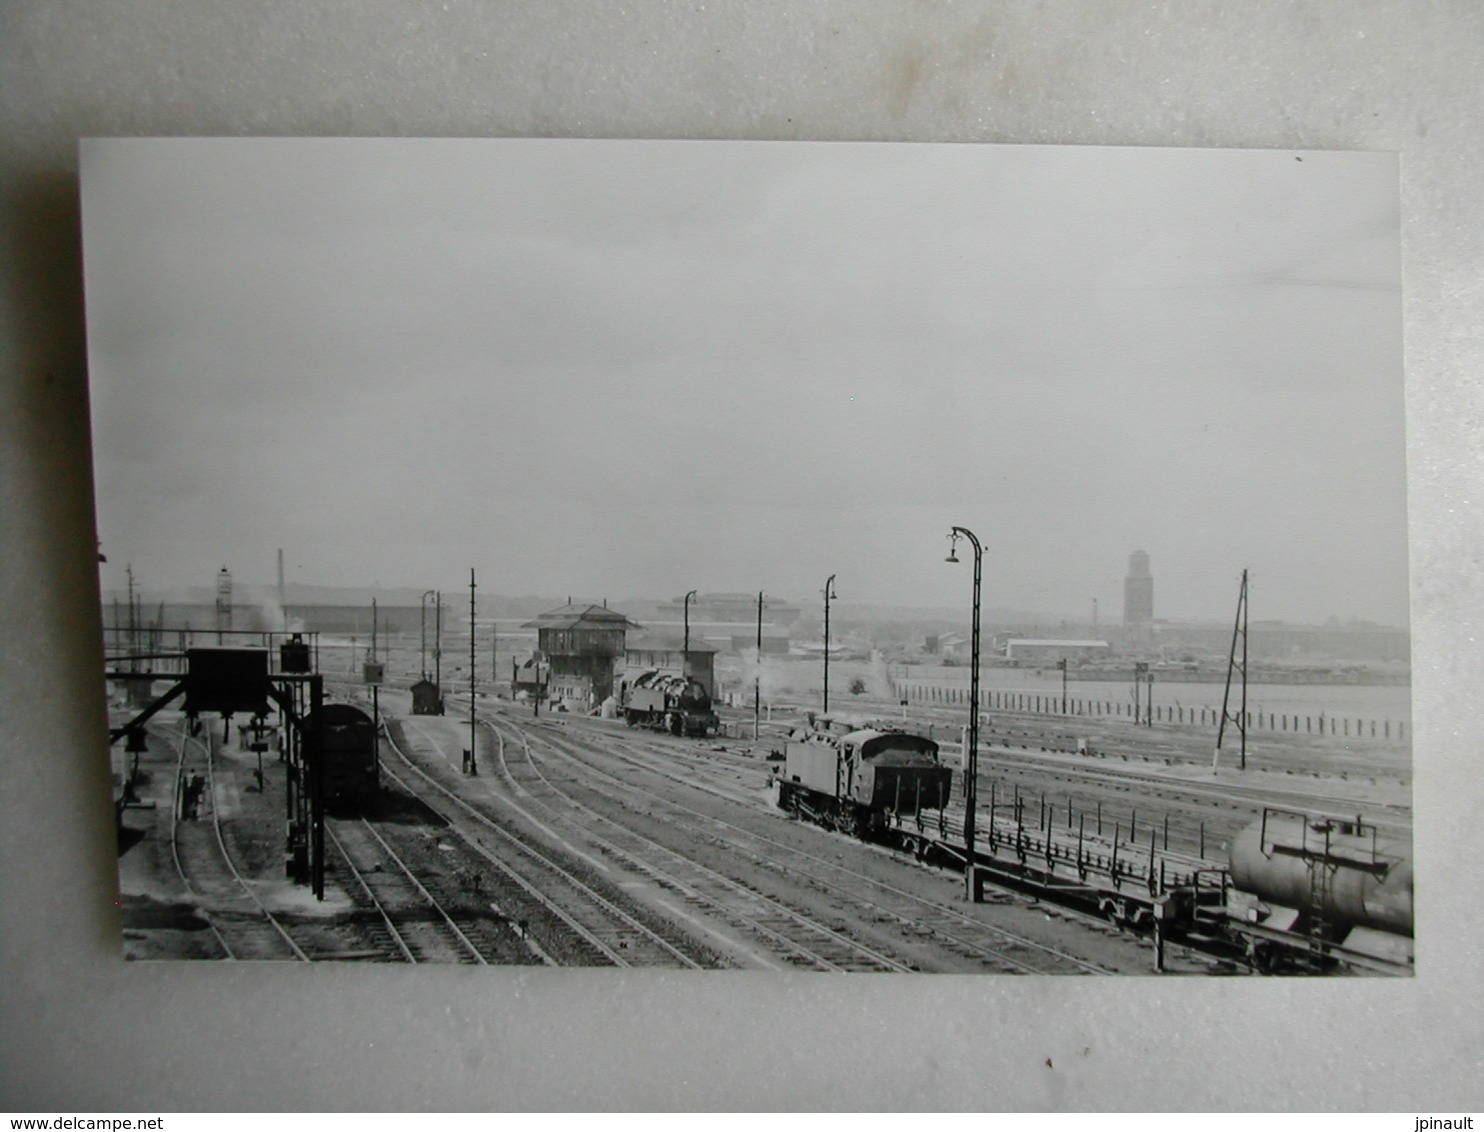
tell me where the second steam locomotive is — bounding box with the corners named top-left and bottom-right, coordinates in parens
top-left (620, 670), bottom-right (719, 737)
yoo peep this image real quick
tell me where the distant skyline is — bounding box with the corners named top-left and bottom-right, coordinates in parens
top-left (82, 139), bottom-right (1407, 627)
top-left (98, 564), bottom-right (1405, 632)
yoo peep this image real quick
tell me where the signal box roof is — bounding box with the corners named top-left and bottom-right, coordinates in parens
top-left (522, 603), bottom-right (642, 631)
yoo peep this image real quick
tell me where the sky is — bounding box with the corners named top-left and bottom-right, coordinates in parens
top-left (81, 138), bottom-right (1408, 625)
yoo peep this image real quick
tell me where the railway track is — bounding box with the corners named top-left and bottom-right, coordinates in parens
top-left (169, 723), bottom-right (311, 962)
top-left (516, 719), bottom-right (1115, 975)
top-left (385, 719), bottom-right (721, 969)
top-left (980, 740), bottom-right (1411, 812)
top-left (325, 816), bottom-right (537, 964)
top-left (898, 701), bottom-right (1410, 782)
top-left (435, 695), bottom-right (1411, 975)
top-left (485, 717), bottom-right (920, 972)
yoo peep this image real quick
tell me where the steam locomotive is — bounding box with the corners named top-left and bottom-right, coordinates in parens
top-left (774, 719), bottom-right (954, 842)
top-left (620, 670), bottom-right (719, 737)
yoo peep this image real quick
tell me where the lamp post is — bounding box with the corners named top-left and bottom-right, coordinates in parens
top-left (822, 574), bottom-right (837, 714)
top-left (945, 527), bottom-right (982, 903)
top-left (1058, 658), bottom-right (1068, 715)
top-left (683, 589), bottom-right (698, 654)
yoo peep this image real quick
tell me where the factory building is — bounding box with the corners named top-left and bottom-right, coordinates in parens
top-left (523, 602), bottom-right (639, 706)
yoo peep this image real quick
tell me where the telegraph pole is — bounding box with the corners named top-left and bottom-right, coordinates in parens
top-left (126, 564), bottom-right (137, 672)
top-left (467, 569), bottom-right (478, 775)
top-left (1214, 569), bottom-right (1250, 773)
top-left (420, 591), bottom-right (430, 680)
top-left (822, 575), bottom-right (837, 714)
top-left (755, 591), bottom-right (764, 741)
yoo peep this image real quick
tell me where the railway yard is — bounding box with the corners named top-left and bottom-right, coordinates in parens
top-left (111, 658), bottom-right (1412, 975)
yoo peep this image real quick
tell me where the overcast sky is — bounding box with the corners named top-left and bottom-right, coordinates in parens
top-left (81, 138), bottom-right (1407, 625)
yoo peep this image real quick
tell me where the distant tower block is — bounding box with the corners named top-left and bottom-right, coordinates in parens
top-left (216, 566), bottom-right (233, 636)
top-left (1123, 550), bottom-right (1154, 626)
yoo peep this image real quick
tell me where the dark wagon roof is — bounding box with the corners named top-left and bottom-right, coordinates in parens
top-left (305, 703), bottom-right (374, 726)
top-left (842, 729), bottom-right (938, 751)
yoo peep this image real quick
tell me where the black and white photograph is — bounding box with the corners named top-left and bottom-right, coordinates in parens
top-left (83, 136), bottom-right (1410, 975)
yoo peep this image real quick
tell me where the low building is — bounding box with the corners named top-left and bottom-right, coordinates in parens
top-left (1005, 638), bottom-right (1111, 664)
top-left (936, 632), bottom-right (971, 659)
top-left (410, 678), bottom-right (444, 716)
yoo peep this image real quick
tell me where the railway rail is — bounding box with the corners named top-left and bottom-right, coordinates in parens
top-left (386, 692), bottom-right (1411, 974)
top-left (486, 716), bottom-right (922, 972)
top-left (169, 722), bottom-right (311, 961)
top-left (385, 719), bottom-right (720, 969)
top-left (520, 719), bottom-right (1118, 974)
top-left (325, 816), bottom-right (532, 964)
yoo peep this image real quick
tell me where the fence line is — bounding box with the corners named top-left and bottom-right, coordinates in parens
top-left (892, 681), bottom-right (1407, 742)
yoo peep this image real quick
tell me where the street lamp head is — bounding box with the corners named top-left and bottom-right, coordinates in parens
top-left (945, 530), bottom-right (961, 563)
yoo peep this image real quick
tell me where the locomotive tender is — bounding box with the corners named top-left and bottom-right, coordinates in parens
top-left (775, 723), bottom-right (954, 842)
top-left (621, 670), bottom-right (719, 737)
top-left (305, 702), bottom-right (379, 810)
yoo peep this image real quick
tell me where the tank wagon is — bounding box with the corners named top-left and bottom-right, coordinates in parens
top-left (621, 670), bottom-right (719, 737)
top-left (305, 702), bottom-right (379, 810)
top-left (1214, 809), bottom-right (1413, 971)
top-left (775, 724), bottom-right (953, 842)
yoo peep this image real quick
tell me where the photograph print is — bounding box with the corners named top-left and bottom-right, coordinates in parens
top-left (82, 137), bottom-right (1411, 973)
